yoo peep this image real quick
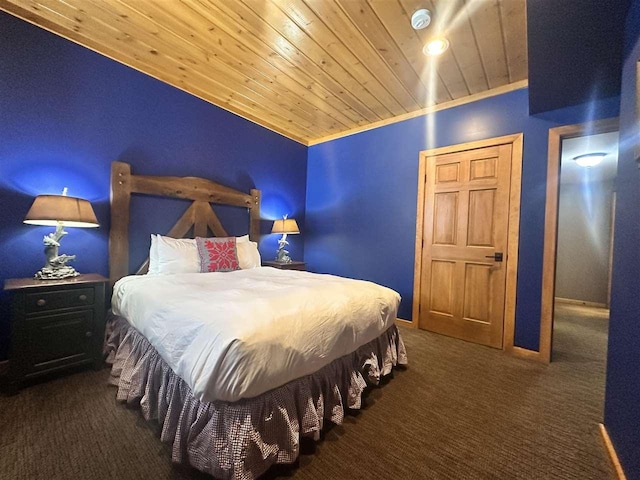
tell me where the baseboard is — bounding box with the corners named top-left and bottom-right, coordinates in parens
top-left (599, 423), bottom-right (627, 480)
top-left (555, 297), bottom-right (608, 309)
top-left (395, 318), bottom-right (414, 327)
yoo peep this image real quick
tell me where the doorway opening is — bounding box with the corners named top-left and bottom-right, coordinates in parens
top-left (540, 118), bottom-right (618, 364)
top-left (553, 130), bottom-right (618, 364)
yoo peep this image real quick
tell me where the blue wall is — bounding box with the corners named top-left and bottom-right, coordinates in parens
top-left (306, 88), bottom-right (619, 351)
top-left (526, 0), bottom-right (629, 114)
top-left (2, 7), bottom-right (639, 472)
top-left (604, 0), bottom-right (640, 477)
top-left (0, 12), bottom-right (307, 360)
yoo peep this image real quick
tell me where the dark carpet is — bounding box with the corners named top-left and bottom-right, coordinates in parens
top-left (0, 306), bottom-right (613, 480)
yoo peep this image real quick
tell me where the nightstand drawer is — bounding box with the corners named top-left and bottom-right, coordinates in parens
top-left (26, 287), bottom-right (95, 313)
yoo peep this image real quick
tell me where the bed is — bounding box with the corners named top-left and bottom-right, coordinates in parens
top-left (104, 161), bottom-right (407, 480)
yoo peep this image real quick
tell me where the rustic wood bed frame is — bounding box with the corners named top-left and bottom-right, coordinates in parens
top-left (109, 161), bottom-right (261, 283)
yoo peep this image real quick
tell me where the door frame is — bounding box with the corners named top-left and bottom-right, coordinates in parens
top-left (412, 133), bottom-right (523, 354)
top-left (539, 117), bottom-right (619, 363)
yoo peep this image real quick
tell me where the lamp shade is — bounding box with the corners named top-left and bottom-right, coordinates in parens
top-left (271, 218), bottom-right (299, 234)
top-left (24, 195), bottom-right (99, 228)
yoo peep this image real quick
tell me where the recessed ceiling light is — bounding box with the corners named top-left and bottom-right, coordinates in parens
top-left (411, 9), bottom-right (432, 30)
top-left (573, 152), bottom-right (607, 167)
top-left (423, 38), bottom-right (449, 56)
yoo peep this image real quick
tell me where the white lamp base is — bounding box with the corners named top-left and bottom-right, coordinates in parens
top-left (275, 233), bottom-right (292, 263)
top-left (35, 265), bottom-right (79, 280)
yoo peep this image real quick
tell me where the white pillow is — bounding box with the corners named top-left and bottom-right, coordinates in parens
top-left (148, 234), bottom-right (159, 275)
top-left (148, 234), bottom-right (259, 274)
top-left (153, 235), bottom-right (199, 275)
top-left (236, 239), bottom-right (261, 269)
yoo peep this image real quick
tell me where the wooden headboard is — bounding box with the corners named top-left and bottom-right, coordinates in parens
top-left (109, 161), bottom-right (261, 283)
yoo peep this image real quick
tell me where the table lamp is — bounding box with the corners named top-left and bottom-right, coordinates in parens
top-left (271, 214), bottom-right (299, 263)
top-left (24, 188), bottom-right (99, 279)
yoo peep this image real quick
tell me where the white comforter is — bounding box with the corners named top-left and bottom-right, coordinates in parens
top-left (112, 267), bottom-right (400, 402)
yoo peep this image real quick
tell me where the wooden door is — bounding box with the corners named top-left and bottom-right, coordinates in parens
top-left (419, 143), bottom-right (513, 348)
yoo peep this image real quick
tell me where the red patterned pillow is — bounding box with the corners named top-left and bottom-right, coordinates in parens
top-left (195, 237), bottom-right (240, 272)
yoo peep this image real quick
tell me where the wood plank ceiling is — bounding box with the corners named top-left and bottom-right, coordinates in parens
top-left (0, 0), bottom-right (528, 145)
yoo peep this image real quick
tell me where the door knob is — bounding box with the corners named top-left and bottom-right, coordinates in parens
top-left (485, 252), bottom-right (503, 262)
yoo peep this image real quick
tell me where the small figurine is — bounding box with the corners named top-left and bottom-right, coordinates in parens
top-left (274, 214), bottom-right (296, 263)
top-left (34, 223), bottom-right (79, 279)
top-left (275, 237), bottom-right (292, 263)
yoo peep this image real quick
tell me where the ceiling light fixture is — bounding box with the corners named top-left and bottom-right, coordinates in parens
top-left (411, 9), bottom-right (432, 30)
top-left (573, 152), bottom-right (607, 167)
top-left (423, 38), bottom-right (449, 56)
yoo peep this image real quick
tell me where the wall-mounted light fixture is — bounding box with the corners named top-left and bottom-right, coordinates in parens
top-left (573, 152), bottom-right (607, 168)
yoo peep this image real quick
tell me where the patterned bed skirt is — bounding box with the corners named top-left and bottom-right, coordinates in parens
top-left (104, 314), bottom-right (408, 480)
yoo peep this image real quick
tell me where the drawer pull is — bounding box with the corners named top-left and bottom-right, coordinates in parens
top-left (85, 331), bottom-right (93, 338)
top-left (36, 299), bottom-right (46, 307)
top-left (78, 294), bottom-right (88, 302)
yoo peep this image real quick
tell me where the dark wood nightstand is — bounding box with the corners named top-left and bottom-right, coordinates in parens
top-left (262, 260), bottom-right (306, 271)
top-left (3, 274), bottom-right (108, 393)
